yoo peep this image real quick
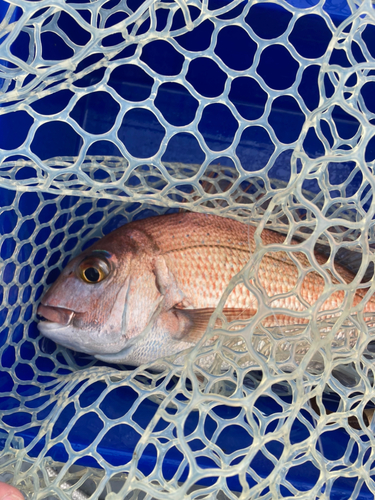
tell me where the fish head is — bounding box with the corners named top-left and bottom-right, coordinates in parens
top-left (37, 229), bottom-right (161, 357)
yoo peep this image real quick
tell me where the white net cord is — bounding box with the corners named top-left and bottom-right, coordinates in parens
top-left (1, 0), bottom-right (375, 498)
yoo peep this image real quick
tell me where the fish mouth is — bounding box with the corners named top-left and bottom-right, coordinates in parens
top-left (37, 304), bottom-right (75, 327)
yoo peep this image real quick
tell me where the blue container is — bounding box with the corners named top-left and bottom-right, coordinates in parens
top-left (0, 0), bottom-right (374, 497)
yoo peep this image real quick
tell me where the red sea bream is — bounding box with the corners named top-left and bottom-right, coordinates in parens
top-left (37, 212), bottom-right (375, 366)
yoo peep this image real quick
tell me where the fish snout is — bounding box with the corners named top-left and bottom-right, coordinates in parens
top-left (37, 304), bottom-right (75, 326)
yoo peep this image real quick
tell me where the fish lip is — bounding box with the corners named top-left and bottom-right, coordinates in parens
top-left (37, 320), bottom-right (69, 333)
top-left (37, 304), bottom-right (75, 327)
top-left (36, 321), bottom-right (98, 354)
top-left (37, 321), bottom-right (126, 356)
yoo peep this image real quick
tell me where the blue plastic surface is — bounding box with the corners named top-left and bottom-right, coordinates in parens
top-left (1, 0), bottom-right (374, 496)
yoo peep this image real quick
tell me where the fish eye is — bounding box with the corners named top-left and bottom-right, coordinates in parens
top-left (78, 256), bottom-right (111, 284)
top-left (83, 267), bottom-right (100, 283)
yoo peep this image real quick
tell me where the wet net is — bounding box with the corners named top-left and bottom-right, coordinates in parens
top-left (1, 0), bottom-right (375, 498)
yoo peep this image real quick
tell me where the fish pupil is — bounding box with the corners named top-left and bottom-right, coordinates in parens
top-left (84, 267), bottom-right (100, 283)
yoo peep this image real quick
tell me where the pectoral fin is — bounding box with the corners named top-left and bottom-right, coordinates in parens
top-left (168, 307), bottom-right (255, 343)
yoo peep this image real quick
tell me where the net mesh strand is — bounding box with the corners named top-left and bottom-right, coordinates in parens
top-left (1, 0), bottom-right (375, 498)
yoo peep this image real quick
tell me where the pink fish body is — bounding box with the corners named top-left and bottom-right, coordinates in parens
top-left (37, 213), bottom-right (375, 366)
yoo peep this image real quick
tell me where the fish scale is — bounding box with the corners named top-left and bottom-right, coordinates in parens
top-left (143, 213), bottom-right (374, 320)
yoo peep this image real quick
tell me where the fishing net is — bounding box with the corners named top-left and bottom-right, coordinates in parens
top-left (1, 0), bottom-right (375, 498)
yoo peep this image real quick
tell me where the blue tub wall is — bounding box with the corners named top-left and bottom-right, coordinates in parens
top-left (0, 0), bottom-right (375, 497)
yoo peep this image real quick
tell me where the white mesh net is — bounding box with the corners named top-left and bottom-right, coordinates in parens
top-left (1, 0), bottom-right (375, 498)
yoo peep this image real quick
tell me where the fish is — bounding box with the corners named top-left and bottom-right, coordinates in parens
top-left (37, 212), bottom-right (375, 366)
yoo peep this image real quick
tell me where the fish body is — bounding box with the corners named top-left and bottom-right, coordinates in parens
top-left (37, 212), bottom-right (375, 366)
